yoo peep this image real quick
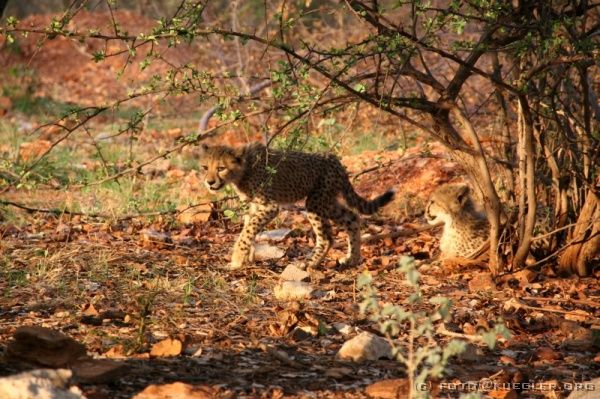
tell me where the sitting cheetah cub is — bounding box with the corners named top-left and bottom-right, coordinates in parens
top-left (199, 142), bottom-right (395, 270)
top-left (425, 183), bottom-right (488, 259)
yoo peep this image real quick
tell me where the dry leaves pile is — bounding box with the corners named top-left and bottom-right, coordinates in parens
top-left (1, 185), bottom-right (599, 398)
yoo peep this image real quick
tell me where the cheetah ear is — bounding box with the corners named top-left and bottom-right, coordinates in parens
top-left (199, 143), bottom-right (209, 155)
top-left (232, 146), bottom-right (245, 164)
top-left (457, 184), bottom-right (470, 205)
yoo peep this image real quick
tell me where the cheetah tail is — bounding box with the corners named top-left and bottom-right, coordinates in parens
top-left (343, 186), bottom-right (396, 215)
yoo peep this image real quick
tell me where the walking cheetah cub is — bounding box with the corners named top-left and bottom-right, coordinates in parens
top-left (425, 183), bottom-right (488, 259)
top-left (199, 142), bottom-right (395, 270)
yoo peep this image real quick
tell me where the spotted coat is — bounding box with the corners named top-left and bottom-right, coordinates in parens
top-left (199, 142), bottom-right (395, 270)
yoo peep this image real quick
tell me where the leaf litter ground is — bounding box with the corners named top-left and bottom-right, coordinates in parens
top-left (1, 167), bottom-right (599, 398)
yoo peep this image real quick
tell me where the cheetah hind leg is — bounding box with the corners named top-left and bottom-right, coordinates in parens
top-left (300, 212), bottom-right (333, 270)
top-left (329, 203), bottom-right (361, 267)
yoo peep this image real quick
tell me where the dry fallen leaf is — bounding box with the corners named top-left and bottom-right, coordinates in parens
top-left (564, 309), bottom-right (591, 323)
top-left (133, 381), bottom-right (227, 399)
top-left (81, 303), bottom-right (99, 317)
top-left (535, 346), bottom-right (562, 361)
top-left (19, 140), bottom-right (52, 161)
top-left (150, 338), bottom-right (183, 357)
top-left (104, 345), bottom-right (127, 359)
top-left (365, 378), bottom-right (409, 399)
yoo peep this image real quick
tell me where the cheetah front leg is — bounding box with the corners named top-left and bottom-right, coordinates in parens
top-left (228, 201), bottom-right (279, 270)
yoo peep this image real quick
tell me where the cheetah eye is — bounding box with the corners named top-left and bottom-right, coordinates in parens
top-left (217, 166), bottom-right (227, 172)
top-left (200, 165), bottom-right (208, 171)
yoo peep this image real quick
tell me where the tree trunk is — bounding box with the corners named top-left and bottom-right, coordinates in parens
top-left (491, 53), bottom-right (515, 205)
top-left (0, 0), bottom-right (8, 18)
top-left (558, 187), bottom-right (599, 276)
top-left (513, 97), bottom-right (537, 268)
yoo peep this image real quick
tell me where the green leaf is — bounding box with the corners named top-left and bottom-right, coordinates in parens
top-left (443, 339), bottom-right (466, 358)
top-left (92, 50), bottom-right (106, 63)
top-left (6, 16), bottom-right (19, 28)
top-left (353, 83), bottom-right (366, 93)
top-left (356, 270), bottom-right (373, 288)
top-left (481, 330), bottom-right (497, 349)
top-left (223, 209), bottom-right (236, 219)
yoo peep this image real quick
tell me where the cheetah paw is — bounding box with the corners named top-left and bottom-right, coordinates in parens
top-left (337, 256), bottom-right (361, 268)
top-left (227, 251), bottom-right (248, 270)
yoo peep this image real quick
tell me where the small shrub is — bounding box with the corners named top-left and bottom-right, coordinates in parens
top-left (358, 256), bottom-right (509, 399)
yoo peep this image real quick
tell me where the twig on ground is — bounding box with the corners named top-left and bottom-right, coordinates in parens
top-left (500, 297), bottom-right (599, 323)
top-left (0, 196), bottom-right (236, 221)
top-left (330, 224), bottom-right (439, 249)
top-left (436, 324), bottom-right (485, 343)
top-left (520, 296), bottom-right (600, 309)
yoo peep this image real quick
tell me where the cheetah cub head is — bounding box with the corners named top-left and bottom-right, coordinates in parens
top-left (199, 144), bottom-right (245, 193)
top-left (425, 183), bottom-right (472, 226)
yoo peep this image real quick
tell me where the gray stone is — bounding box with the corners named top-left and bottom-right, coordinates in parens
top-left (256, 228), bottom-right (292, 242)
top-left (333, 323), bottom-right (356, 336)
top-left (7, 326), bottom-right (87, 367)
top-left (273, 281), bottom-right (313, 301)
top-left (567, 378), bottom-right (600, 399)
top-left (336, 332), bottom-right (393, 362)
top-left (253, 243), bottom-right (285, 261)
top-left (280, 264), bottom-right (311, 282)
top-left (0, 369), bottom-right (85, 399)
top-left (140, 229), bottom-right (170, 243)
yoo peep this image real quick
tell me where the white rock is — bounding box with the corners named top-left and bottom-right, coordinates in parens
top-left (140, 229), bottom-right (170, 243)
top-left (280, 264), bottom-right (311, 282)
top-left (253, 243), bottom-right (285, 261)
top-left (336, 332), bottom-right (393, 362)
top-left (256, 228), bottom-right (292, 242)
top-left (273, 281), bottom-right (313, 301)
top-left (567, 378), bottom-right (600, 399)
top-left (311, 289), bottom-right (336, 301)
top-left (333, 323), bottom-right (356, 336)
top-left (0, 369), bottom-right (85, 399)
top-left (500, 349), bottom-right (519, 358)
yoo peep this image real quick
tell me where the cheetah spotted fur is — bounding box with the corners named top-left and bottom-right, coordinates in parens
top-left (199, 142), bottom-right (395, 270)
top-left (425, 183), bottom-right (488, 259)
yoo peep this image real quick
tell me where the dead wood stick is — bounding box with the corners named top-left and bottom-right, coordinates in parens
top-left (501, 298), bottom-right (600, 323)
top-left (0, 197), bottom-right (235, 221)
top-left (362, 224), bottom-right (440, 244)
top-left (330, 224), bottom-right (438, 249)
top-left (520, 296), bottom-right (600, 308)
top-left (436, 324), bottom-right (485, 343)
